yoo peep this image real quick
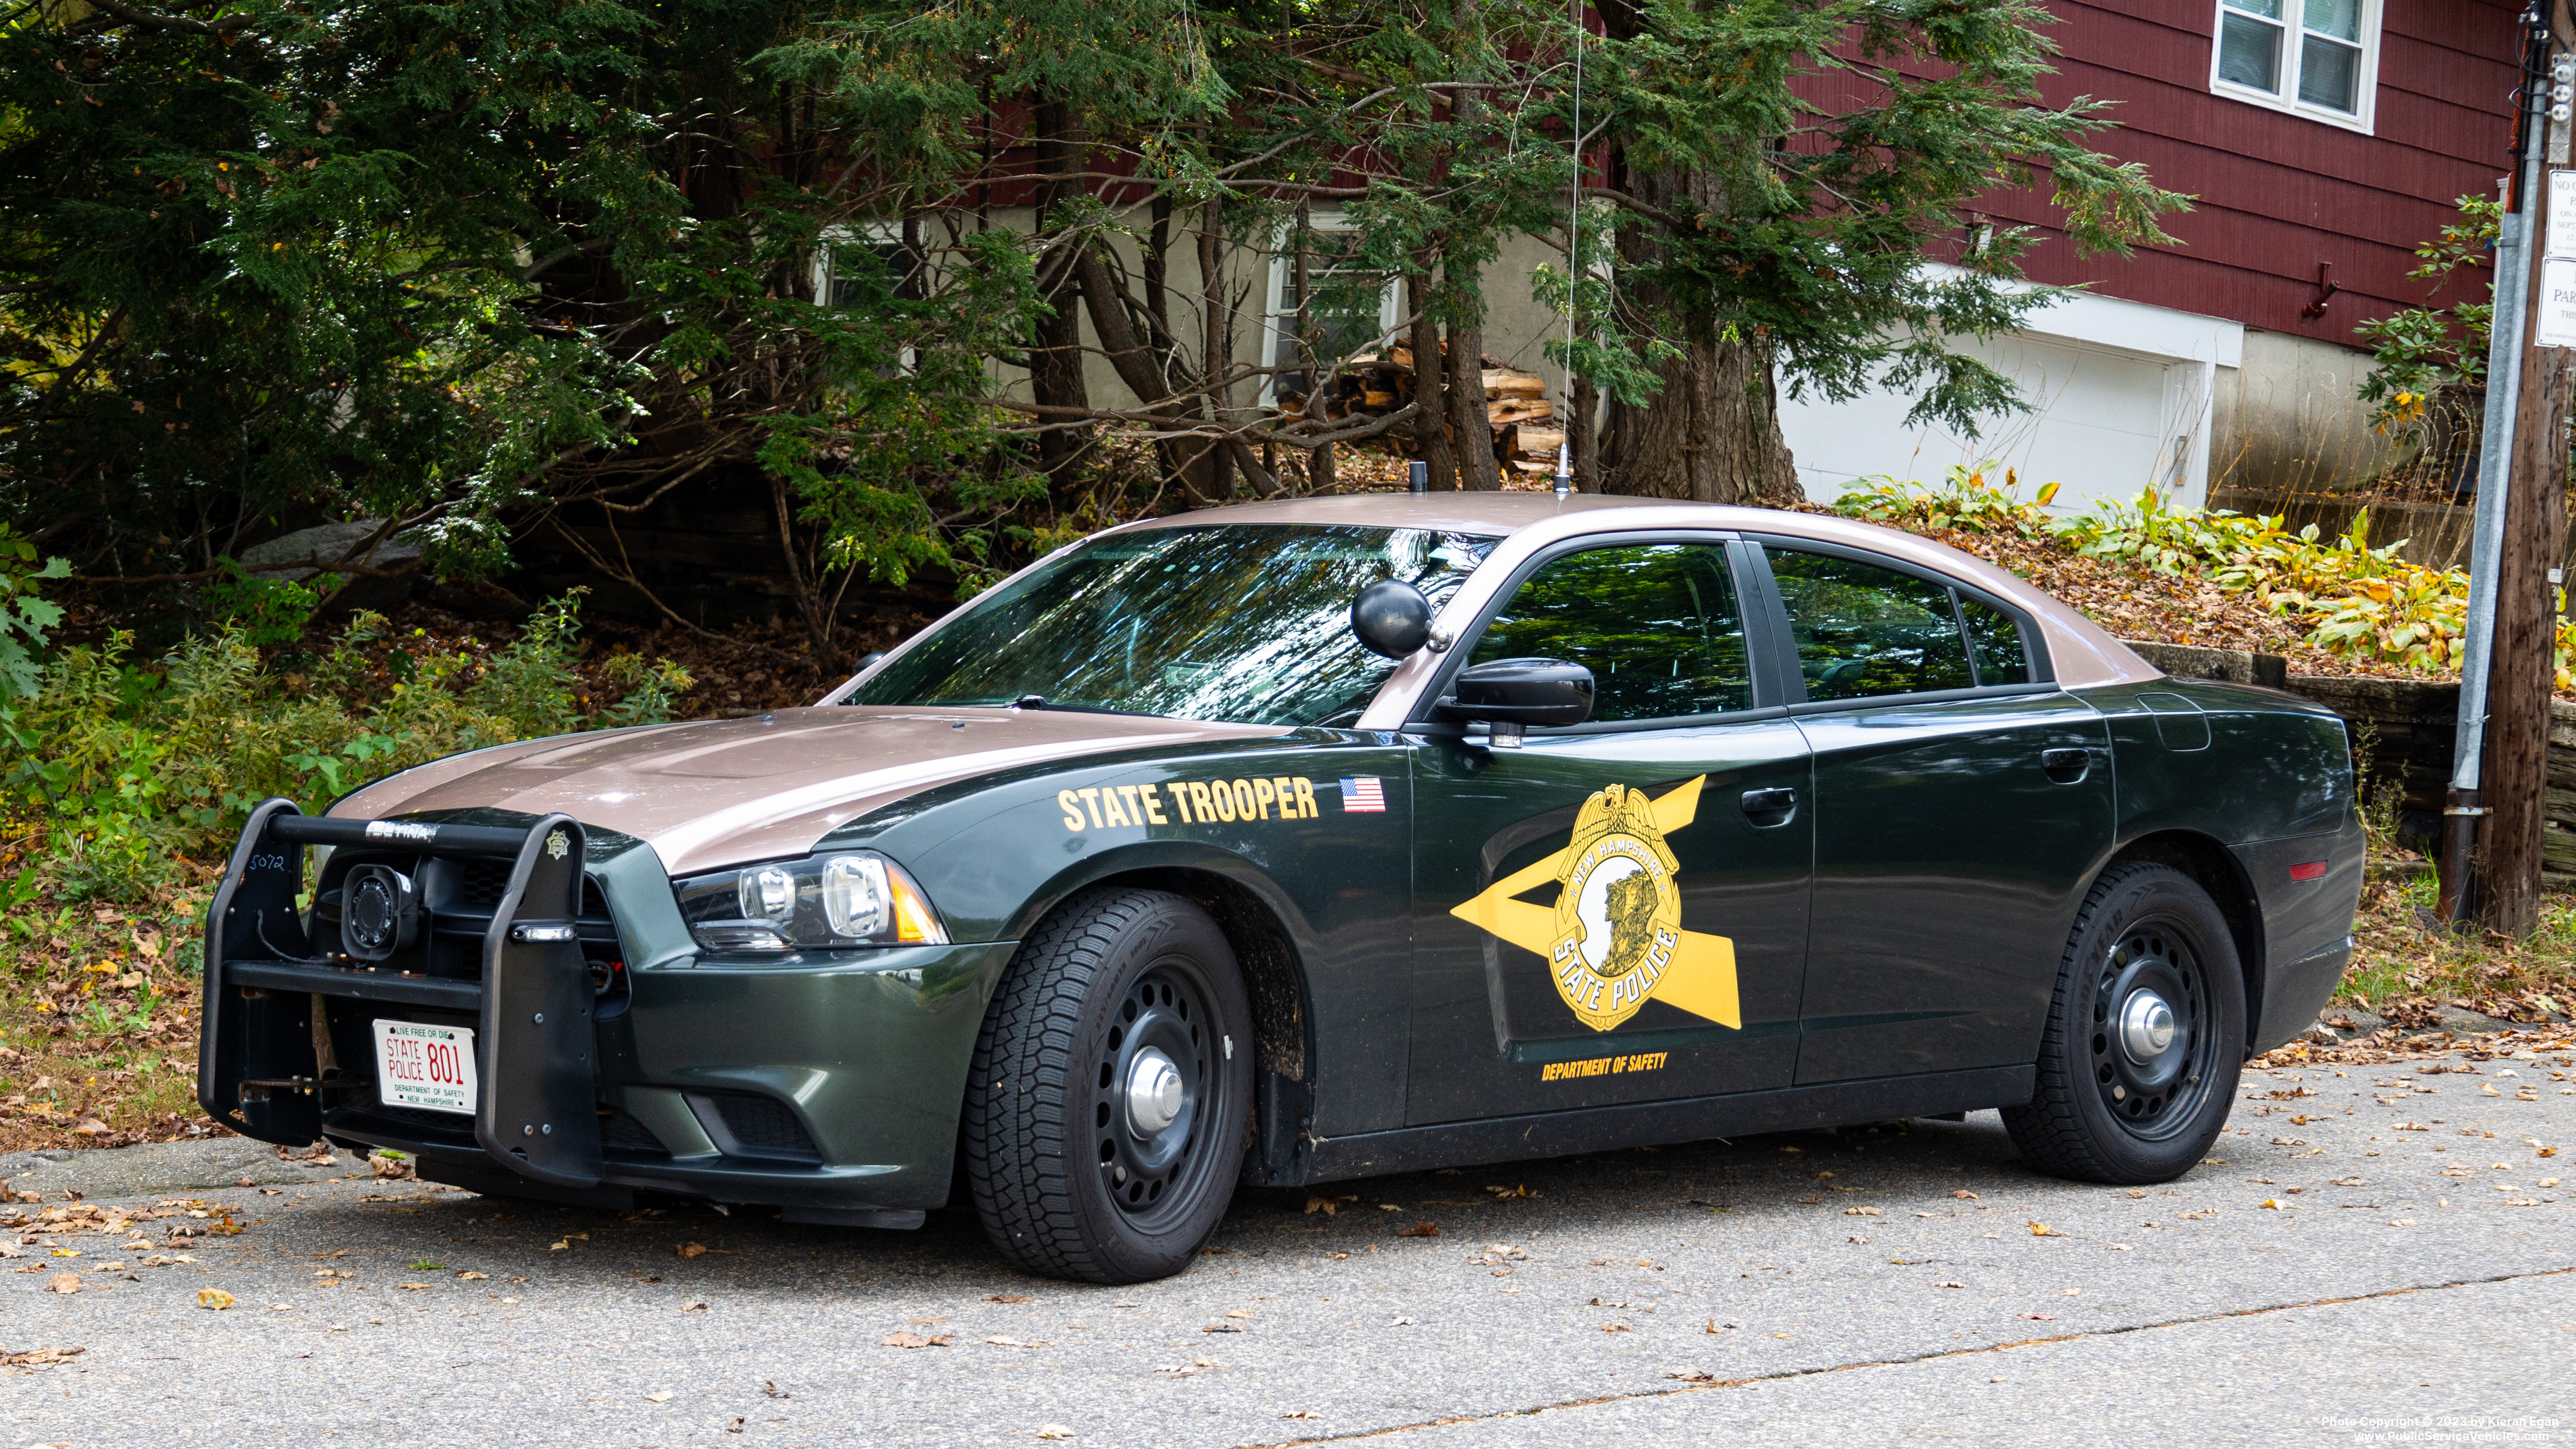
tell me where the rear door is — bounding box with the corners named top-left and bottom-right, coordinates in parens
top-left (1405, 536), bottom-right (1812, 1126)
top-left (1750, 540), bottom-right (2113, 1086)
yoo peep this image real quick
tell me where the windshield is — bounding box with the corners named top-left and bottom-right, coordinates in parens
top-left (847, 523), bottom-right (1498, 726)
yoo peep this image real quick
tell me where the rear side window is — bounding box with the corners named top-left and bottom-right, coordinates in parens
top-left (1466, 542), bottom-right (1753, 722)
top-left (1958, 596), bottom-right (2032, 685)
top-left (1766, 548), bottom-right (1983, 701)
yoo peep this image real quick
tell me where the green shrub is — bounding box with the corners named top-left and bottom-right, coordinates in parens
top-left (0, 524), bottom-right (70, 701)
top-left (1832, 464), bottom-right (2060, 538)
top-left (0, 597), bottom-right (691, 899)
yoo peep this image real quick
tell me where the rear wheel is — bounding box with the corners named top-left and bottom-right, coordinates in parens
top-left (2003, 862), bottom-right (2245, 1184)
top-left (963, 887), bottom-right (1252, 1283)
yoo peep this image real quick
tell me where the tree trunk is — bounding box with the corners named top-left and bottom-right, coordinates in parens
top-left (1596, 325), bottom-right (1799, 503)
top-left (769, 473), bottom-right (840, 670)
top-left (1029, 99), bottom-right (1092, 484)
top-left (1407, 262), bottom-right (1456, 490)
top-left (1191, 196), bottom-right (1236, 506)
top-left (1449, 321), bottom-right (1500, 490)
top-left (1570, 372), bottom-right (1600, 488)
top-left (2477, 332), bottom-right (2573, 935)
top-left (1584, 0), bottom-right (1800, 507)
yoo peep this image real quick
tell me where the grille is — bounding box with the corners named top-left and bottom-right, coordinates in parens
top-left (597, 1109), bottom-right (670, 1156)
top-left (448, 860), bottom-right (608, 916)
top-left (685, 1091), bottom-right (822, 1163)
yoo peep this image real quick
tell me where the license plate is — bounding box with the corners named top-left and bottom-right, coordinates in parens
top-left (372, 1019), bottom-right (478, 1116)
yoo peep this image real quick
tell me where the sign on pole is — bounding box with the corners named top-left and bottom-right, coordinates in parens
top-left (2539, 170), bottom-right (2576, 348)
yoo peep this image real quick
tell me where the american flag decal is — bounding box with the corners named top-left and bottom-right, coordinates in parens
top-left (1339, 776), bottom-right (1386, 813)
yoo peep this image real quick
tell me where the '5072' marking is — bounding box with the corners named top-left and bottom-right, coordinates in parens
top-left (1060, 778), bottom-right (1321, 832)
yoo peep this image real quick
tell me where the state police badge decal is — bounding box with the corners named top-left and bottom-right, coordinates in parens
top-left (1450, 775), bottom-right (1743, 1033)
top-left (1549, 783), bottom-right (1683, 1031)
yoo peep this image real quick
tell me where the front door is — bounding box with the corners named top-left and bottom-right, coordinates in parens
top-left (1405, 538), bottom-right (1813, 1126)
top-left (1751, 541), bottom-right (2116, 1085)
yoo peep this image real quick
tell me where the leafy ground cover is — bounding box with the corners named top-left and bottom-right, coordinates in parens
top-left (1829, 466), bottom-right (2557, 685)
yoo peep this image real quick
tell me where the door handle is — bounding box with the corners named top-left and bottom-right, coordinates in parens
top-left (1740, 786), bottom-right (1797, 821)
top-left (2040, 747), bottom-right (2091, 782)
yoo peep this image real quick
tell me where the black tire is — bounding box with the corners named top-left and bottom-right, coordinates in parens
top-left (2003, 862), bottom-right (2246, 1185)
top-left (963, 887), bottom-right (1254, 1283)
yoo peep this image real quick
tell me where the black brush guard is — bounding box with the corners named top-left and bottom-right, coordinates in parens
top-left (196, 798), bottom-right (607, 1190)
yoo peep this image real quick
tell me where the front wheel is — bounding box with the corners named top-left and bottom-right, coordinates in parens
top-left (2003, 862), bottom-right (2246, 1184)
top-left (963, 887), bottom-right (1253, 1283)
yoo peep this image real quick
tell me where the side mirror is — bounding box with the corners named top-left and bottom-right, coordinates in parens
top-left (1351, 579), bottom-right (1433, 659)
top-left (1439, 656), bottom-right (1595, 735)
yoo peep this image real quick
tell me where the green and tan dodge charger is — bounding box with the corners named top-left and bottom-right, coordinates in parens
top-left (199, 494), bottom-right (2363, 1283)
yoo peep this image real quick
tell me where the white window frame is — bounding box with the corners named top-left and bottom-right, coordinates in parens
top-left (1259, 213), bottom-right (1403, 406)
top-left (812, 221), bottom-right (923, 372)
top-left (2207, 0), bottom-right (2383, 135)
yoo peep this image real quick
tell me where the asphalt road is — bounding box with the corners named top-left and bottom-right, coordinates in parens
top-left (2, 1046), bottom-right (2571, 1449)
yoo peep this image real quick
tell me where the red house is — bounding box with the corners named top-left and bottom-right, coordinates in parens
top-left (1778, 0), bottom-right (2523, 519)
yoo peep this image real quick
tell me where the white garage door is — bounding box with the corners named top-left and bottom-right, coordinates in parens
top-left (1778, 332), bottom-right (2205, 518)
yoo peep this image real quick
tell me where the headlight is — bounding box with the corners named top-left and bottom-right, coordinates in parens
top-left (673, 850), bottom-right (948, 955)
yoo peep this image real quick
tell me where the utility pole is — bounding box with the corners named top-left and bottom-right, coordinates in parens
top-left (2444, 2), bottom-right (2576, 934)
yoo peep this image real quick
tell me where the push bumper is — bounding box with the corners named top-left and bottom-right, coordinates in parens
top-left (199, 799), bottom-right (1013, 1215)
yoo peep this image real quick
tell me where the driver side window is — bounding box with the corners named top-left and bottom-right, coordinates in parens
top-left (1466, 542), bottom-right (1752, 723)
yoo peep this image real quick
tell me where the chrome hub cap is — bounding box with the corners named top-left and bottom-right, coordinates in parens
top-left (2119, 990), bottom-right (2177, 1064)
top-left (1124, 1049), bottom-right (1187, 1137)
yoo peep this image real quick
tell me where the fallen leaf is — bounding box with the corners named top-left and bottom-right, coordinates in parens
top-left (1395, 1221), bottom-right (1439, 1238)
top-left (45, 1273), bottom-right (79, 1294)
top-left (675, 1242), bottom-right (707, 1258)
top-left (882, 1331), bottom-right (950, 1349)
top-left (0, 1346), bottom-right (83, 1367)
top-left (1036, 1426), bottom-right (1076, 1440)
top-left (2027, 1221), bottom-right (2063, 1237)
top-left (458, 1271), bottom-right (487, 1281)
top-left (1667, 1370), bottom-right (1719, 1383)
top-left (196, 1288), bottom-right (234, 1310)
top-left (645, 1390), bottom-right (674, 1403)
top-left (1843, 1206), bottom-right (1881, 1216)
top-left (1201, 1323), bottom-right (1245, 1334)
top-left (1952, 1190), bottom-right (1978, 1200)
top-left (2260, 1200), bottom-right (2282, 1209)
top-left (1303, 1194), bottom-right (1356, 1216)
top-left (1224, 1309), bottom-right (1255, 1319)
top-left (986, 1293), bottom-right (1031, 1303)
top-left (2020, 1313), bottom-right (2057, 1321)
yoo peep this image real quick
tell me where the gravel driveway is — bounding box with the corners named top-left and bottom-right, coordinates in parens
top-left (2, 1040), bottom-right (2570, 1448)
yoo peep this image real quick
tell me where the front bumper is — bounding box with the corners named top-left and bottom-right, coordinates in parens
top-left (199, 800), bottom-right (1012, 1214)
top-left (325, 940), bottom-right (1012, 1212)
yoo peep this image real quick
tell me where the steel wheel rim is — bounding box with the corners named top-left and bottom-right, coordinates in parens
top-left (2087, 919), bottom-right (2217, 1142)
top-left (1092, 960), bottom-right (1223, 1229)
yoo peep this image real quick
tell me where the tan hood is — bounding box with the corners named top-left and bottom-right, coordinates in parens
top-left (332, 707), bottom-right (1289, 877)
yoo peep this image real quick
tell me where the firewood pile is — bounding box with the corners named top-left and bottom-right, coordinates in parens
top-left (1276, 344), bottom-right (1565, 474)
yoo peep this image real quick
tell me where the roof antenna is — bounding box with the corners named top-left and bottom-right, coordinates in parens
top-left (1558, 0), bottom-right (1585, 497)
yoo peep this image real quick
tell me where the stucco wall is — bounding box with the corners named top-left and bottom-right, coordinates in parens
top-left (2208, 328), bottom-right (2408, 501)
